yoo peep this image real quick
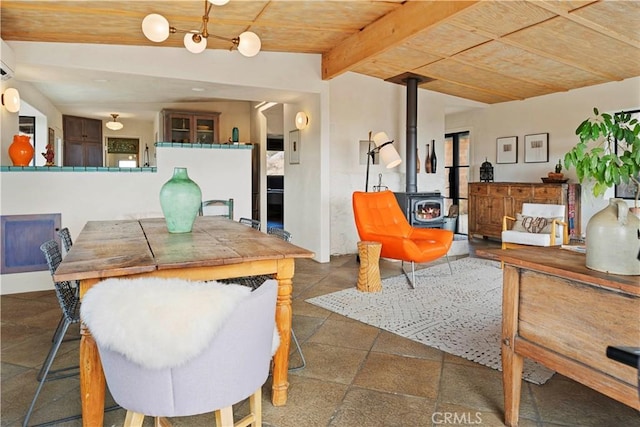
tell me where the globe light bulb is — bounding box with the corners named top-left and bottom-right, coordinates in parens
top-left (237, 31), bottom-right (261, 57)
top-left (184, 32), bottom-right (207, 54)
top-left (142, 14), bottom-right (170, 42)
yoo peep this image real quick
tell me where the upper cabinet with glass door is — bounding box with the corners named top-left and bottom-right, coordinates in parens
top-left (162, 109), bottom-right (220, 144)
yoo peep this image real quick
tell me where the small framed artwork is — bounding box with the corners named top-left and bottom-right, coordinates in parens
top-left (496, 136), bottom-right (518, 164)
top-left (524, 133), bottom-right (549, 163)
top-left (289, 129), bottom-right (300, 164)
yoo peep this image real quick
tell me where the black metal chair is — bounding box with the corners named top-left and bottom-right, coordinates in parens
top-left (200, 199), bottom-right (234, 219)
top-left (239, 217), bottom-right (261, 230)
top-left (24, 240), bottom-right (118, 427)
top-left (56, 227), bottom-right (73, 254)
top-left (267, 226), bottom-right (291, 241)
top-left (23, 241), bottom-right (81, 426)
top-left (219, 227), bottom-right (306, 372)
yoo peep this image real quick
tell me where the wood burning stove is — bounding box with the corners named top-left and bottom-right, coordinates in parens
top-left (394, 192), bottom-right (444, 228)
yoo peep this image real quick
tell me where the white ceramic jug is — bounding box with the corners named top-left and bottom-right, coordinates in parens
top-left (586, 198), bottom-right (640, 275)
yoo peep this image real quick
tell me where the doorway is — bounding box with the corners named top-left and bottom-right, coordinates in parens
top-left (262, 103), bottom-right (285, 230)
top-left (266, 137), bottom-right (284, 229)
top-left (444, 131), bottom-right (470, 234)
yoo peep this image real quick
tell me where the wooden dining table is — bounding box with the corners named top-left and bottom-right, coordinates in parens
top-left (53, 216), bottom-right (315, 426)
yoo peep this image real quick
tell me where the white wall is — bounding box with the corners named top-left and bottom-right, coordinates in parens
top-left (0, 146), bottom-right (251, 294)
top-left (446, 77), bottom-right (640, 235)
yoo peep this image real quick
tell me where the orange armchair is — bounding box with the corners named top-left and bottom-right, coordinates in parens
top-left (352, 190), bottom-right (454, 288)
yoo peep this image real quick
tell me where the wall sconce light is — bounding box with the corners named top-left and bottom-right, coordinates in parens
top-left (365, 131), bottom-right (402, 191)
top-left (1, 87), bottom-right (20, 113)
top-left (142, 0), bottom-right (261, 57)
top-left (295, 111), bottom-right (309, 130)
top-left (105, 113), bottom-right (124, 131)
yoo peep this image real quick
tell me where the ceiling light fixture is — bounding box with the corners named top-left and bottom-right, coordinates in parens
top-left (1, 87), bottom-right (20, 113)
top-left (106, 114), bottom-right (124, 131)
top-left (142, 0), bottom-right (261, 57)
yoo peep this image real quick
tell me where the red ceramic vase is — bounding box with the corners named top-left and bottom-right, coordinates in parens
top-left (9, 135), bottom-right (34, 166)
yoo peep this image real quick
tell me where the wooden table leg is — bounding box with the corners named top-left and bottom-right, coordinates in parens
top-left (271, 258), bottom-right (294, 406)
top-left (502, 265), bottom-right (523, 427)
top-left (80, 324), bottom-right (105, 427)
top-left (79, 278), bottom-right (105, 427)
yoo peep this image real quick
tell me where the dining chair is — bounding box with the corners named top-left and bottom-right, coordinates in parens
top-left (239, 217), bottom-right (261, 230)
top-left (200, 198), bottom-right (234, 219)
top-left (219, 226), bottom-right (306, 372)
top-left (24, 241), bottom-right (118, 427)
top-left (23, 241), bottom-right (81, 427)
top-left (267, 226), bottom-right (291, 241)
top-left (81, 278), bottom-right (279, 427)
top-left (56, 227), bottom-right (73, 254)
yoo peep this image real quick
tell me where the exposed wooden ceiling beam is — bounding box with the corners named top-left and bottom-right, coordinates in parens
top-left (321, 1), bottom-right (479, 80)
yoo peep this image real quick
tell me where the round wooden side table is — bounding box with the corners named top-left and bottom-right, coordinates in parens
top-left (357, 241), bottom-right (382, 292)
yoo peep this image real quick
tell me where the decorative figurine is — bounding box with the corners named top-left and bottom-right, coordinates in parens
top-left (480, 158), bottom-right (494, 182)
top-left (42, 142), bottom-right (55, 166)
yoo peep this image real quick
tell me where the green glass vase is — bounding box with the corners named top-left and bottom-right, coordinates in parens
top-left (159, 167), bottom-right (202, 233)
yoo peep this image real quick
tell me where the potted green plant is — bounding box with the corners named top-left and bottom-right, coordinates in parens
top-left (564, 107), bottom-right (640, 210)
top-left (563, 107), bottom-right (640, 275)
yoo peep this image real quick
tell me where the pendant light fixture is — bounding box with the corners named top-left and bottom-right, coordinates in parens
top-left (106, 114), bottom-right (124, 131)
top-left (141, 0), bottom-right (261, 57)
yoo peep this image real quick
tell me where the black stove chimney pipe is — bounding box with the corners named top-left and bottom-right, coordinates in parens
top-left (405, 77), bottom-right (419, 193)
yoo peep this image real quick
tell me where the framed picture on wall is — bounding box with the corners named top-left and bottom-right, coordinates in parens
top-left (289, 129), bottom-right (300, 164)
top-left (496, 136), bottom-right (517, 164)
top-left (524, 133), bottom-right (549, 163)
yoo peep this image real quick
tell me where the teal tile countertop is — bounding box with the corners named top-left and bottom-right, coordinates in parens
top-left (1, 142), bottom-right (254, 171)
top-left (0, 166), bottom-right (158, 172)
top-left (155, 142), bottom-right (254, 149)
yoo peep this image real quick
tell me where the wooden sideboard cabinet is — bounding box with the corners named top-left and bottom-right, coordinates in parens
top-left (468, 182), bottom-right (581, 240)
top-left (162, 109), bottom-right (220, 144)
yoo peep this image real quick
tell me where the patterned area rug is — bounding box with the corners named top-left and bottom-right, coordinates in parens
top-left (306, 257), bottom-right (555, 385)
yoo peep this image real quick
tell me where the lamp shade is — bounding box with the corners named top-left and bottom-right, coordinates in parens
top-left (379, 144), bottom-right (402, 168)
top-left (237, 31), bottom-right (261, 57)
top-left (2, 88), bottom-right (20, 113)
top-left (372, 132), bottom-right (401, 168)
top-left (372, 131), bottom-right (391, 147)
top-left (184, 32), bottom-right (207, 53)
top-left (295, 112), bottom-right (309, 130)
top-left (106, 114), bottom-right (123, 131)
top-left (106, 121), bottom-right (124, 131)
top-left (142, 14), bottom-right (170, 42)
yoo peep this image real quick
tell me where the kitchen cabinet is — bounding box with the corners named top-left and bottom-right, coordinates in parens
top-left (468, 182), bottom-right (581, 240)
top-left (63, 115), bottom-right (103, 166)
top-left (162, 109), bottom-right (220, 144)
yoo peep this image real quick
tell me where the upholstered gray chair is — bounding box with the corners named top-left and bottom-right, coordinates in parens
top-left (81, 278), bottom-right (278, 426)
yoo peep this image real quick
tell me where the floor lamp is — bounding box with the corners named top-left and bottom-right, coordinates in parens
top-left (365, 131), bottom-right (402, 191)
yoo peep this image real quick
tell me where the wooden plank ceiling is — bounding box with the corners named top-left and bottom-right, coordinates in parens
top-left (1, 0), bottom-right (639, 104)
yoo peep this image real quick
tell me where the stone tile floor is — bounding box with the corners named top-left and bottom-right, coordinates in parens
top-left (2, 239), bottom-right (638, 426)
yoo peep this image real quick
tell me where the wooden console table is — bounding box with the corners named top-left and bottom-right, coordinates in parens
top-left (477, 247), bottom-right (639, 427)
